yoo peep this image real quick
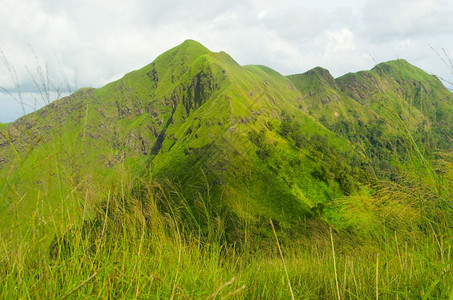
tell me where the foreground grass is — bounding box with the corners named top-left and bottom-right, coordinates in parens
top-left (1, 177), bottom-right (451, 299)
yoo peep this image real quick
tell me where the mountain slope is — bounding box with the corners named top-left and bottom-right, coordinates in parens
top-left (288, 60), bottom-right (453, 181)
top-left (336, 59), bottom-right (453, 149)
top-left (0, 41), bottom-right (360, 235)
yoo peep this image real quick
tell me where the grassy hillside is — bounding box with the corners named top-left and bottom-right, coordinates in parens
top-left (0, 40), bottom-right (452, 298)
top-left (0, 40), bottom-right (362, 238)
top-left (337, 59), bottom-right (453, 149)
top-left (288, 60), bottom-right (453, 182)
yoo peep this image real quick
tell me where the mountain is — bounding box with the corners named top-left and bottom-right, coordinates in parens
top-left (336, 60), bottom-right (453, 149)
top-left (1, 40), bottom-right (452, 239)
top-left (288, 60), bottom-right (453, 179)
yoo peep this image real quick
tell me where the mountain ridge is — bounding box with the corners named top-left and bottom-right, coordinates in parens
top-left (1, 40), bottom-right (452, 240)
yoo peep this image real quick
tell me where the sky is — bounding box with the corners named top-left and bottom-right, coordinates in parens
top-left (1, 0), bottom-right (452, 122)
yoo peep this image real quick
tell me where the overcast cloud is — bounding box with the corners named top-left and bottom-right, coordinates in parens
top-left (1, 0), bottom-right (452, 122)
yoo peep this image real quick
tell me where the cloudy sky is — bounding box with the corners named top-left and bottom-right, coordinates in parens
top-left (1, 0), bottom-right (452, 122)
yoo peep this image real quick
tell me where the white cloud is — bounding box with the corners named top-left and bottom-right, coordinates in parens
top-left (397, 39), bottom-right (414, 50)
top-left (1, 0), bottom-right (453, 121)
top-left (257, 10), bottom-right (267, 19)
top-left (325, 28), bottom-right (356, 55)
top-left (361, 0), bottom-right (452, 41)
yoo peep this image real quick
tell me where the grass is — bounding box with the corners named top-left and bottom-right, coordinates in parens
top-left (1, 175), bottom-right (451, 299)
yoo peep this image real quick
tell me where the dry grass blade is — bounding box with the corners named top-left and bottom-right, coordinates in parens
top-left (330, 227), bottom-right (341, 300)
top-left (270, 219), bottom-right (295, 300)
top-left (376, 253), bottom-right (379, 300)
top-left (61, 272), bottom-right (97, 299)
top-left (209, 276), bottom-right (235, 299)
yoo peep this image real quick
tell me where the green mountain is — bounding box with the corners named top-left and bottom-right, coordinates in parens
top-left (336, 60), bottom-right (453, 149)
top-left (1, 40), bottom-right (452, 239)
top-left (288, 60), bottom-right (453, 179)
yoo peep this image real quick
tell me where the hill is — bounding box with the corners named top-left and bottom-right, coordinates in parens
top-left (1, 40), bottom-right (452, 299)
top-left (0, 40), bottom-right (359, 235)
top-left (1, 41), bottom-right (452, 238)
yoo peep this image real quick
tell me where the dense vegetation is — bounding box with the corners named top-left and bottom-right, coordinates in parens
top-left (1, 40), bottom-right (452, 298)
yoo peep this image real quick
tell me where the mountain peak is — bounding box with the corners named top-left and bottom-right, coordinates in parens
top-left (156, 39), bottom-right (211, 62)
top-left (176, 39), bottom-right (210, 54)
top-left (180, 39), bottom-right (205, 47)
top-left (306, 66), bottom-right (336, 84)
top-left (287, 66), bottom-right (340, 93)
top-left (370, 58), bottom-right (444, 84)
top-left (372, 59), bottom-right (411, 74)
top-left (171, 39), bottom-right (209, 54)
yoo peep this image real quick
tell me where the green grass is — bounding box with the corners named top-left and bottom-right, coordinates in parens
top-left (1, 165), bottom-right (451, 299)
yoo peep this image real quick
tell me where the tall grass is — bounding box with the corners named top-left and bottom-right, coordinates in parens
top-left (1, 163), bottom-right (451, 298)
